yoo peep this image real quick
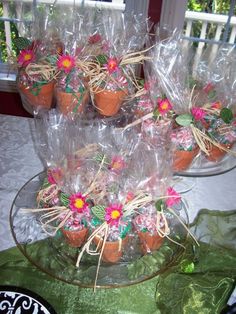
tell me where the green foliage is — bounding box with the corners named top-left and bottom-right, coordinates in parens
top-left (220, 107), bottom-right (233, 124)
top-left (91, 205), bottom-right (106, 221)
top-left (176, 114), bottom-right (193, 127)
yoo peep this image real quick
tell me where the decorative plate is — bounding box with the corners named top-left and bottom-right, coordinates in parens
top-left (0, 285), bottom-right (56, 314)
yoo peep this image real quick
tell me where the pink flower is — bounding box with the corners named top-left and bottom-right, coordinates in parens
top-left (203, 83), bottom-right (214, 93)
top-left (105, 204), bottom-right (123, 226)
top-left (88, 33), bottom-right (102, 44)
top-left (57, 55), bottom-right (76, 73)
top-left (191, 107), bottom-right (206, 121)
top-left (165, 187), bottom-right (181, 207)
top-left (157, 99), bottom-right (172, 115)
top-left (105, 58), bottom-right (119, 74)
top-left (125, 191), bottom-right (135, 203)
top-left (47, 168), bottom-right (62, 184)
top-left (17, 49), bottom-right (35, 66)
top-left (109, 156), bottom-right (126, 173)
top-left (69, 193), bottom-right (89, 213)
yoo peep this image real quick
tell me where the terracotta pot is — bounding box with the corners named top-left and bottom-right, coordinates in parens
top-left (137, 231), bottom-right (164, 255)
top-left (18, 81), bottom-right (55, 109)
top-left (61, 227), bottom-right (88, 248)
top-left (94, 88), bottom-right (128, 116)
top-left (93, 235), bottom-right (128, 263)
top-left (206, 143), bottom-right (233, 162)
top-left (173, 146), bottom-right (199, 171)
top-left (56, 89), bottom-right (89, 115)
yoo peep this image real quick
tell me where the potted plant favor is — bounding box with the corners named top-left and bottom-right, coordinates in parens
top-left (60, 192), bottom-right (90, 247)
top-left (133, 187), bottom-right (181, 254)
top-left (15, 38), bottom-right (57, 111)
top-left (55, 54), bottom-right (89, 115)
top-left (89, 203), bottom-right (131, 263)
top-left (91, 56), bottom-right (129, 116)
top-left (206, 109), bottom-right (236, 162)
top-left (171, 125), bottom-right (199, 171)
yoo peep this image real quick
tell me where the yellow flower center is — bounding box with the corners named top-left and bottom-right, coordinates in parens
top-left (112, 161), bottom-right (121, 169)
top-left (111, 210), bottom-right (120, 219)
top-left (62, 59), bottom-right (72, 68)
top-left (109, 61), bottom-right (117, 70)
top-left (75, 198), bottom-right (84, 209)
top-left (160, 102), bottom-right (168, 110)
top-left (24, 54), bottom-right (32, 61)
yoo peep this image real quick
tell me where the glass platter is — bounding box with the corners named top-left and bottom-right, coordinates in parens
top-left (175, 144), bottom-right (236, 177)
top-left (10, 172), bottom-right (189, 288)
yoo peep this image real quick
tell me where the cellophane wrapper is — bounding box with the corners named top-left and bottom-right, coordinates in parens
top-left (33, 109), bottom-right (181, 258)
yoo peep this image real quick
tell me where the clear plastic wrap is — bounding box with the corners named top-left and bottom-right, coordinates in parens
top-left (145, 31), bottom-right (236, 169)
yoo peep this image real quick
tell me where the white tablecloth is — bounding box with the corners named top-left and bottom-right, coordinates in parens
top-left (0, 114), bottom-right (236, 251)
top-left (0, 114), bottom-right (43, 251)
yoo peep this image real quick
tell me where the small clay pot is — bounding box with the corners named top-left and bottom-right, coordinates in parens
top-left (56, 88), bottom-right (89, 115)
top-left (206, 143), bottom-right (233, 162)
top-left (137, 231), bottom-right (164, 255)
top-left (18, 81), bottom-right (55, 109)
top-left (93, 235), bottom-right (128, 263)
top-left (173, 146), bottom-right (199, 171)
top-left (61, 227), bottom-right (88, 248)
top-left (94, 88), bottom-right (128, 116)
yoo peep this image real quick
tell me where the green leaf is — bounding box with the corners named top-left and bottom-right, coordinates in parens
top-left (207, 89), bottom-right (216, 100)
top-left (153, 108), bottom-right (160, 120)
top-left (13, 37), bottom-right (32, 50)
top-left (96, 54), bottom-right (108, 65)
top-left (46, 54), bottom-right (58, 65)
top-left (94, 152), bottom-right (110, 165)
top-left (220, 108), bottom-right (233, 124)
top-left (180, 259), bottom-right (195, 273)
top-left (155, 199), bottom-right (164, 212)
top-left (175, 114), bottom-right (193, 126)
top-left (91, 205), bottom-right (106, 221)
top-left (60, 192), bottom-right (70, 207)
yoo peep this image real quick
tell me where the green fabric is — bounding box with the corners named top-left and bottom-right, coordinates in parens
top-left (0, 209), bottom-right (236, 314)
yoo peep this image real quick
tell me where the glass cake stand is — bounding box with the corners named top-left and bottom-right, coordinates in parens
top-left (10, 172), bottom-right (188, 288)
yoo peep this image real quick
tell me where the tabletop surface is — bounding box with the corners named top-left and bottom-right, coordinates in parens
top-left (0, 113), bottom-right (236, 251)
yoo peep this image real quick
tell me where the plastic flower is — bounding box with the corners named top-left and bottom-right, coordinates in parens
top-left (105, 58), bottom-right (119, 74)
top-left (203, 83), bottom-right (214, 93)
top-left (110, 156), bottom-right (126, 173)
top-left (17, 49), bottom-right (35, 66)
top-left (157, 99), bottom-right (172, 115)
top-left (211, 102), bottom-right (222, 110)
top-left (47, 168), bottom-right (62, 185)
top-left (69, 193), bottom-right (88, 213)
top-left (57, 55), bottom-right (76, 73)
top-left (191, 107), bottom-right (206, 121)
top-left (105, 204), bottom-right (123, 226)
top-left (89, 33), bottom-right (102, 44)
top-left (125, 191), bottom-right (135, 203)
top-left (165, 187), bottom-right (181, 207)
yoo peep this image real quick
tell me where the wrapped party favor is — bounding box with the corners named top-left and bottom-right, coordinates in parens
top-left (145, 32), bottom-right (236, 170)
top-left (17, 110), bottom-right (197, 288)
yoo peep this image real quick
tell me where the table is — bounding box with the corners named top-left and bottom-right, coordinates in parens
top-left (0, 114), bottom-right (43, 251)
top-left (0, 114), bottom-right (236, 314)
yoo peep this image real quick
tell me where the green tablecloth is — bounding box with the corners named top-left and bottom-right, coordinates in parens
top-left (1, 209), bottom-right (236, 314)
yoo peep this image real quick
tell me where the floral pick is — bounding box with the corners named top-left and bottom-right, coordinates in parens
top-left (91, 203), bottom-right (123, 227)
top-left (17, 49), bottom-right (35, 67)
top-left (69, 193), bottom-right (89, 213)
top-left (105, 57), bottom-right (119, 74)
top-left (157, 98), bottom-right (173, 115)
top-left (57, 54), bottom-right (76, 73)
